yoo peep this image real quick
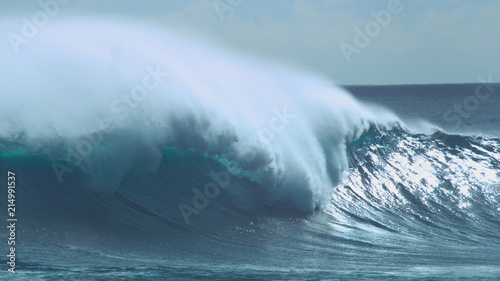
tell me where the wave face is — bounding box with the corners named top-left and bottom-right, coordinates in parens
top-left (1, 19), bottom-right (500, 280)
top-left (3, 125), bottom-right (499, 229)
top-left (335, 126), bottom-right (500, 239)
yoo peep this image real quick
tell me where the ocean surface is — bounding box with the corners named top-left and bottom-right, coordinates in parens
top-left (1, 21), bottom-right (500, 280)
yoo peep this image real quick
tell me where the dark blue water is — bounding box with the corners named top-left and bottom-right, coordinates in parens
top-left (347, 83), bottom-right (500, 136)
top-left (1, 84), bottom-right (500, 280)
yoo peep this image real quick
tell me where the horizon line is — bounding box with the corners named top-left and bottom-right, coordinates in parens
top-left (341, 82), bottom-right (500, 87)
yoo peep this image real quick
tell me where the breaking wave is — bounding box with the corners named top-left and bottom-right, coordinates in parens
top-left (0, 19), bottom-right (499, 241)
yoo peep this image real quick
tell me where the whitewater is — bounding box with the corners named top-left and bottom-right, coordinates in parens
top-left (0, 20), bottom-right (499, 280)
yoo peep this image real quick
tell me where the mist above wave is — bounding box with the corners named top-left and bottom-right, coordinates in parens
top-left (0, 19), bottom-right (400, 211)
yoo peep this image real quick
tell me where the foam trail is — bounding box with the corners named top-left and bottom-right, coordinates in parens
top-left (0, 19), bottom-right (400, 211)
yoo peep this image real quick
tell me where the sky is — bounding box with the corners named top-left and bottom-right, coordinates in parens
top-left (2, 0), bottom-right (500, 85)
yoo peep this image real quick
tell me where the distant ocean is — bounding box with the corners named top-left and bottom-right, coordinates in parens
top-left (347, 83), bottom-right (500, 137)
top-left (1, 22), bottom-right (499, 280)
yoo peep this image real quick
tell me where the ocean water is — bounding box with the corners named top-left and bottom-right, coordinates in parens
top-left (1, 21), bottom-right (499, 280)
top-left (347, 84), bottom-right (500, 137)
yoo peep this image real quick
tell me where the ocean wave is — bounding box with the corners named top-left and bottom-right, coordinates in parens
top-left (0, 20), bottom-right (499, 239)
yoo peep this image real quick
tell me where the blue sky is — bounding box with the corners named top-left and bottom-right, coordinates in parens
top-left (2, 0), bottom-right (500, 85)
